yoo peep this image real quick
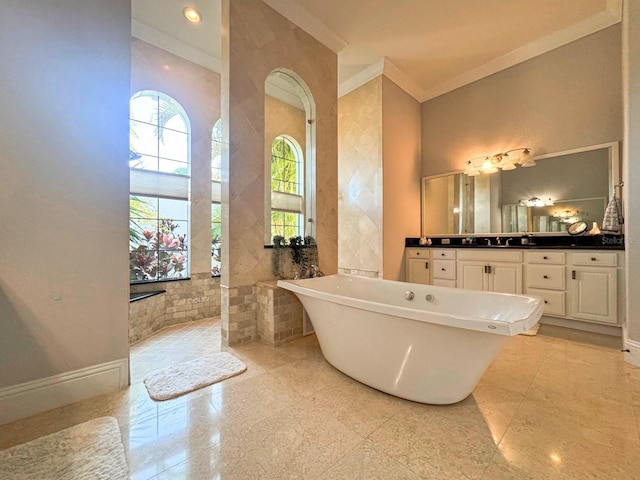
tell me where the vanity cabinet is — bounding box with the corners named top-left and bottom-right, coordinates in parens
top-left (525, 252), bottom-right (566, 317)
top-left (569, 252), bottom-right (618, 324)
top-left (405, 248), bottom-right (431, 285)
top-left (457, 250), bottom-right (523, 294)
top-left (404, 246), bottom-right (624, 329)
top-left (431, 249), bottom-right (456, 287)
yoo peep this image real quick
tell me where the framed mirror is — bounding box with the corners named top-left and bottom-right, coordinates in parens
top-left (421, 141), bottom-right (620, 236)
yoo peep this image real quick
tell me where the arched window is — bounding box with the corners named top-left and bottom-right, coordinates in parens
top-left (270, 135), bottom-right (304, 240)
top-left (129, 90), bottom-right (191, 282)
top-left (211, 119), bottom-right (222, 276)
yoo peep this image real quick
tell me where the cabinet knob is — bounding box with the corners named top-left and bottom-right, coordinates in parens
top-left (544, 300), bottom-right (548, 304)
top-left (543, 275), bottom-right (548, 279)
top-left (441, 268), bottom-right (446, 271)
top-left (543, 256), bottom-right (548, 260)
top-left (591, 257), bottom-right (597, 261)
top-left (441, 253), bottom-right (445, 256)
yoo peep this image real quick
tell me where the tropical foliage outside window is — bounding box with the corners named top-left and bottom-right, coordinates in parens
top-left (129, 91), bottom-right (191, 282)
top-left (271, 136), bottom-right (303, 241)
top-left (211, 120), bottom-right (222, 277)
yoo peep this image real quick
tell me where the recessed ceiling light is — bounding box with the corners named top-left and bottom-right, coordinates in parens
top-left (183, 7), bottom-right (202, 24)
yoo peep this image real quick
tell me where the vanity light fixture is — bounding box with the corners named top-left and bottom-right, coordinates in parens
top-left (183, 7), bottom-right (202, 23)
top-left (464, 147), bottom-right (532, 175)
top-left (520, 196), bottom-right (555, 208)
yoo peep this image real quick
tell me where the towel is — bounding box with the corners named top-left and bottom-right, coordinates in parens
top-left (602, 196), bottom-right (623, 232)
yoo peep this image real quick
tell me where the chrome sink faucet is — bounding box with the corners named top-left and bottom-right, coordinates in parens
top-left (485, 238), bottom-right (491, 246)
top-left (496, 237), bottom-right (501, 246)
top-left (505, 238), bottom-right (513, 246)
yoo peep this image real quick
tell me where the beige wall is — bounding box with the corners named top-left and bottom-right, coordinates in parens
top-left (131, 38), bottom-right (221, 276)
top-left (338, 77), bottom-right (383, 276)
top-left (0, 0), bottom-right (130, 387)
top-left (623, 1), bottom-right (640, 348)
top-left (222, 0), bottom-right (338, 344)
top-left (382, 77), bottom-right (422, 280)
top-left (421, 25), bottom-right (622, 176)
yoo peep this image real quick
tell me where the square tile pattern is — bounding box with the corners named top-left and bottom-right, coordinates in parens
top-left (1, 319), bottom-right (639, 479)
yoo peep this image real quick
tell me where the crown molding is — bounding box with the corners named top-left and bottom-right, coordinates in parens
top-left (381, 58), bottom-right (424, 101)
top-left (420, 1), bottom-right (622, 101)
top-left (262, 0), bottom-right (347, 53)
top-left (337, 59), bottom-right (385, 98)
top-left (132, 19), bottom-right (222, 73)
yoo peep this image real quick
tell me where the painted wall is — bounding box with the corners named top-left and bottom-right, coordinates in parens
top-left (382, 77), bottom-right (422, 280)
top-left (222, 0), bottom-right (338, 344)
top-left (338, 77), bottom-right (383, 277)
top-left (0, 0), bottom-right (130, 387)
top-left (623, 1), bottom-right (640, 354)
top-left (421, 25), bottom-right (622, 176)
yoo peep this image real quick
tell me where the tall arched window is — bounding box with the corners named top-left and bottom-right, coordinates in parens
top-left (211, 118), bottom-right (222, 276)
top-left (270, 135), bottom-right (304, 240)
top-left (129, 90), bottom-right (191, 282)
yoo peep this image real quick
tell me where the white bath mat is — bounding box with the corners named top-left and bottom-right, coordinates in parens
top-left (144, 352), bottom-right (247, 401)
top-left (519, 323), bottom-right (541, 336)
top-left (0, 417), bottom-right (127, 480)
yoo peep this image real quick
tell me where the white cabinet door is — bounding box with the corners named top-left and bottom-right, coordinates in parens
top-left (458, 261), bottom-right (486, 291)
top-left (459, 261), bottom-right (521, 293)
top-left (490, 262), bottom-right (523, 294)
top-left (570, 267), bottom-right (617, 324)
top-left (407, 257), bottom-right (431, 285)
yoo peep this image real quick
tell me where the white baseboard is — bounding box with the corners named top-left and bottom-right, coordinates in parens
top-left (540, 316), bottom-right (622, 337)
top-left (0, 358), bottom-right (129, 425)
top-left (624, 338), bottom-right (640, 367)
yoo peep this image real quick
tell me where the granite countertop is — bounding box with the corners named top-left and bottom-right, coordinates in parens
top-left (405, 235), bottom-right (624, 250)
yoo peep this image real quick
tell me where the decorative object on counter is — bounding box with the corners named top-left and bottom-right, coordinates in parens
top-left (567, 221), bottom-right (588, 235)
top-left (602, 184), bottom-right (624, 233)
top-left (419, 236), bottom-right (428, 245)
top-left (272, 235), bottom-right (319, 279)
top-left (589, 222), bottom-right (601, 235)
top-left (464, 147), bottom-right (532, 176)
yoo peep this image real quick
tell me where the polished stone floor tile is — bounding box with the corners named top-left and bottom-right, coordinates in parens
top-left (0, 319), bottom-right (639, 480)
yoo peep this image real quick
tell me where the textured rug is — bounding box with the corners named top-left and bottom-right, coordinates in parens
top-left (0, 417), bottom-right (127, 480)
top-left (519, 323), bottom-right (541, 336)
top-left (144, 352), bottom-right (247, 401)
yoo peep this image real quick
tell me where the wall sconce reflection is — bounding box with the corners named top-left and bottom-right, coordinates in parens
top-left (519, 196), bottom-right (554, 207)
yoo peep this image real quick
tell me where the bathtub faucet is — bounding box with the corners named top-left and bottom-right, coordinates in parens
top-left (310, 265), bottom-right (324, 278)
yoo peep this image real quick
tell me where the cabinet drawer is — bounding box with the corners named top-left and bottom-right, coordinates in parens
top-left (457, 249), bottom-right (522, 262)
top-left (432, 249), bottom-right (456, 260)
top-left (571, 252), bottom-right (617, 267)
top-left (527, 288), bottom-right (565, 316)
top-left (433, 278), bottom-right (456, 288)
top-left (433, 260), bottom-right (456, 280)
top-left (407, 249), bottom-right (429, 259)
top-left (526, 265), bottom-right (565, 290)
top-left (526, 251), bottom-right (565, 265)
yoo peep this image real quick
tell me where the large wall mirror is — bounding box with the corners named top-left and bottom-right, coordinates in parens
top-left (421, 142), bottom-right (620, 235)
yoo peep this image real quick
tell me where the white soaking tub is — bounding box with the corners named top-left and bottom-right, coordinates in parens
top-left (277, 274), bottom-right (543, 404)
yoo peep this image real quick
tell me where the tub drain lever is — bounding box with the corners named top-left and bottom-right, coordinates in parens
top-left (404, 291), bottom-right (415, 301)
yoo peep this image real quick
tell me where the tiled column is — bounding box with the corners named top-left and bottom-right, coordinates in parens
top-left (256, 281), bottom-right (303, 346)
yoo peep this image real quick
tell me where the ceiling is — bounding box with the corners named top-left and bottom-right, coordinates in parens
top-left (131, 0), bottom-right (621, 102)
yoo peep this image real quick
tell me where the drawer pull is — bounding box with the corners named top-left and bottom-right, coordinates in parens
top-left (425, 261), bottom-right (429, 269)
top-left (572, 270), bottom-right (576, 279)
top-left (441, 253), bottom-right (445, 256)
top-left (543, 275), bottom-right (548, 279)
top-left (543, 256), bottom-right (548, 260)
top-left (441, 268), bottom-right (446, 271)
top-left (544, 300), bottom-right (548, 304)
top-left (591, 257), bottom-right (597, 261)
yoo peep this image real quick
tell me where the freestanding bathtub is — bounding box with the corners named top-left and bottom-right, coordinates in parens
top-left (277, 274), bottom-right (543, 404)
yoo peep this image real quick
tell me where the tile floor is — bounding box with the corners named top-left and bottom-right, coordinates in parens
top-left (1, 319), bottom-right (640, 479)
